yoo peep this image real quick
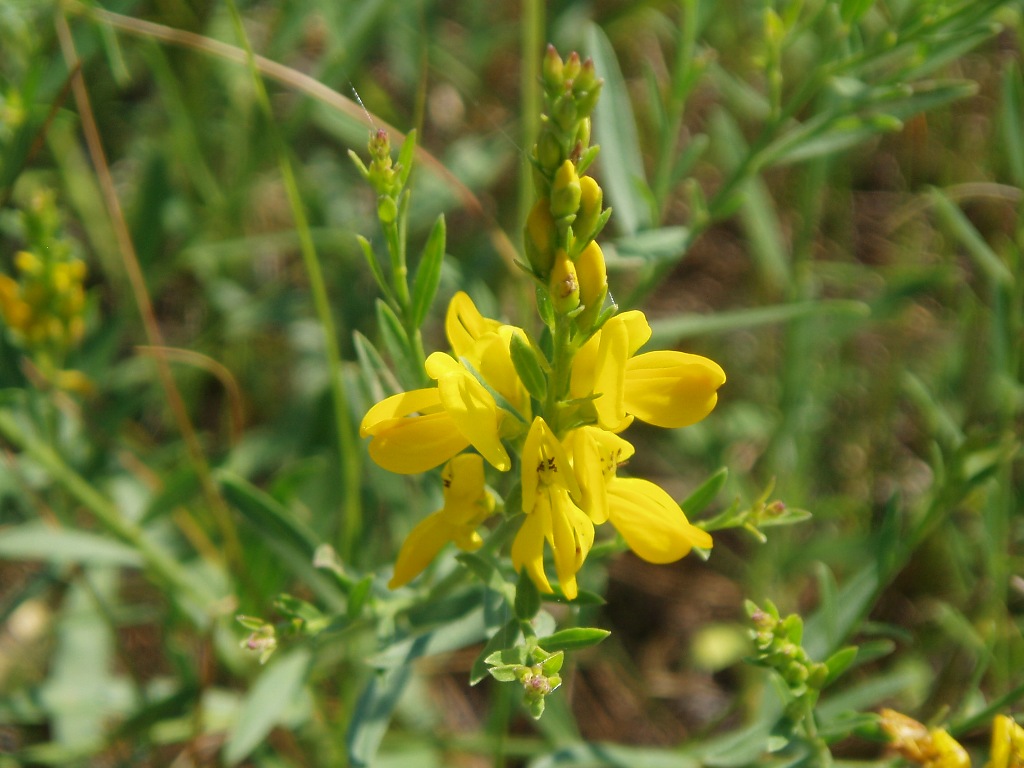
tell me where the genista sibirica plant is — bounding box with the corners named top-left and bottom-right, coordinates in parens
top-left (356, 46), bottom-right (725, 716)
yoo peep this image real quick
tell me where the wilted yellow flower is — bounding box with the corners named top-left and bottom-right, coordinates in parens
top-left (512, 417), bottom-right (594, 599)
top-left (880, 709), bottom-right (970, 768)
top-left (389, 454), bottom-right (495, 588)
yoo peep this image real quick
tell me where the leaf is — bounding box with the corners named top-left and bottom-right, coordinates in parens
top-left (514, 567), bottom-right (541, 620)
top-left (410, 213), bottom-right (445, 328)
top-left (929, 187), bottom-right (1014, 288)
top-left (349, 634), bottom-right (456, 768)
top-left (538, 627), bottom-right (610, 653)
top-left (470, 620), bottom-right (521, 685)
top-left (585, 23), bottom-right (651, 237)
top-left (840, 0), bottom-right (875, 23)
top-left (681, 468), bottom-right (728, 517)
top-left (1001, 65), bottom-right (1024, 188)
top-left (823, 646), bottom-right (858, 686)
top-left (217, 471), bottom-right (348, 607)
top-left (612, 226), bottom-right (690, 262)
top-left (366, 606), bottom-right (489, 669)
top-left (375, 298), bottom-right (419, 386)
top-left (0, 522), bottom-right (143, 567)
top-left (648, 300), bottom-right (870, 345)
top-left (223, 647), bottom-right (312, 765)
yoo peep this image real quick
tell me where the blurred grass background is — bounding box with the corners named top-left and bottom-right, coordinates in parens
top-left (0, 0), bottom-right (1022, 766)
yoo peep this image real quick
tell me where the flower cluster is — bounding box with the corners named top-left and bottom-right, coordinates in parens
top-left (0, 192), bottom-right (87, 360)
top-left (359, 47), bottom-right (725, 600)
top-left (0, 189), bottom-right (88, 378)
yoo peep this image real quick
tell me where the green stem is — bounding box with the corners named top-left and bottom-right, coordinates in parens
top-left (224, 0), bottom-right (362, 562)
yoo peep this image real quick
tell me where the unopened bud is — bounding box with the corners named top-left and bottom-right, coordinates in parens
top-left (525, 199), bottom-right (557, 277)
top-left (548, 250), bottom-right (579, 314)
top-left (563, 52), bottom-right (581, 83)
top-left (576, 240), bottom-right (607, 309)
top-left (550, 160), bottom-right (582, 219)
top-left (574, 175), bottom-right (603, 241)
top-left (543, 45), bottom-right (564, 91)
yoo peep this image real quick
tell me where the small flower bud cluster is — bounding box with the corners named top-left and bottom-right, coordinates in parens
top-left (487, 645), bottom-right (564, 719)
top-left (0, 190), bottom-right (88, 366)
top-left (746, 600), bottom-right (828, 697)
top-left (237, 615), bottom-right (278, 665)
top-left (525, 46), bottom-right (611, 329)
top-left (349, 128), bottom-right (407, 224)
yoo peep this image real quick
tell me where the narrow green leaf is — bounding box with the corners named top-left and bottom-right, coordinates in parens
top-left (613, 226), bottom-right (690, 262)
top-left (0, 522), bottom-right (143, 567)
top-left (513, 567), bottom-right (541, 620)
top-left (410, 213), bottom-right (446, 328)
top-left (648, 300), bottom-right (870, 345)
top-left (823, 646), bottom-right (859, 686)
top-left (585, 23), bottom-right (651, 236)
top-left (681, 468), bottom-right (728, 517)
top-left (356, 235), bottom-right (392, 304)
top-left (367, 607), bottom-right (489, 669)
top-left (509, 332), bottom-right (547, 403)
top-left (375, 298), bottom-right (418, 385)
top-left (538, 627), bottom-right (610, 653)
top-left (929, 187), bottom-right (1014, 288)
top-left (470, 620), bottom-right (521, 685)
top-left (396, 128), bottom-right (417, 189)
top-left (223, 647), bottom-right (312, 766)
top-left (840, 0), bottom-right (875, 23)
top-left (1001, 65), bottom-right (1024, 187)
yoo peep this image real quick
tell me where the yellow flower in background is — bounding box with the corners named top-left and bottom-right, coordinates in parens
top-left (569, 426), bottom-right (712, 563)
top-left (571, 310), bottom-right (726, 432)
top-left (389, 454), bottom-right (495, 588)
top-left (512, 417), bottom-right (593, 599)
top-left (987, 715), bottom-right (1024, 768)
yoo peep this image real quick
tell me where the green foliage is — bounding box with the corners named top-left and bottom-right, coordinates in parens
top-left (1, 1), bottom-right (1022, 767)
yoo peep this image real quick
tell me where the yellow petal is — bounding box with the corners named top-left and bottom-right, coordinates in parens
top-left (441, 453), bottom-right (495, 527)
top-left (360, 388), bottom-right (444, 437)
top-left (592, 316), bottom-right (630, 431)
top-left (606, 477), bottom-right (712, 563)
top-left (446, 291), bottom-right (501, 359)
top-left (624, 351), bottom-right (726, 428)
top-left (512, 504), bottom-right (553, 594)
top-left (568, 428), bottom-right (608, 524)
top-left (368, 410), bottom-right (469, 474)
top-left (616, 310), bottom-right (652, 356)
top-left (436, 369), bottom-right (511, 471)
top-left (388, 512), bottom-right (453, 589)
top-left (548, 488), bottom-right (593, 600)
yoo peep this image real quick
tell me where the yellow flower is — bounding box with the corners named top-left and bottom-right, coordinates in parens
top-left (389, 454), bottom-right (495, 589)
top-left (512, 417), bottom-right (594, 599)
top-left (569, 426), bottom-right (712, 562)
top-left (987, 715), bottom-right (1024, 768)
top-left (361, 292), bottom-right (527, 474)
top-left (571, 310), bottom-right (725, 431)
top-left (360, 388), bottom-right (472, 474)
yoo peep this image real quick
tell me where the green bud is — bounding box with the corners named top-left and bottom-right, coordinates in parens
top-left (574, 117), bottom-right (591, 149)
top-left (377, 195), bottom-right (398, 224)
top-left (563, 51), bottom-right (581, 83)
top-left (536, 129), bottom-right (563, 174)
top-left (550, 160), bottom-right (582, 219)
top-left (573, 58), bottom-right (598, 94)
top-left (543, 45), bottom-right (564, 91)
